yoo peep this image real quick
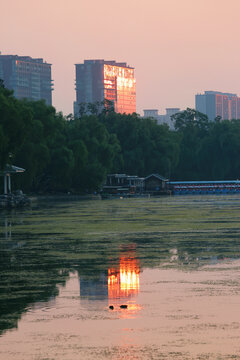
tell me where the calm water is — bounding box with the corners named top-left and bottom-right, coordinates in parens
top-left (1, 196), bottom-right (240, 359)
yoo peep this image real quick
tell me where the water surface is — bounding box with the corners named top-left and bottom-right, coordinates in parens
top-left (1, 196), bottom-right (240, 359)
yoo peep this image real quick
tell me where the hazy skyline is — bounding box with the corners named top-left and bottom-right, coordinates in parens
top-left (2, 0), bottom-right (240, 115)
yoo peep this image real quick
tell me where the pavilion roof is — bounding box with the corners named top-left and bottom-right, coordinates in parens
top-left (144, 173), bottom-right (169, 182)
top-left (0, 164), bottom-right (25, 176)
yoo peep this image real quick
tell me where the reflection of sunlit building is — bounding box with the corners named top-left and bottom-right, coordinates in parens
top-left (79, 245), bottom-right (141, 315)
top-left (74, 59), bottom-right (136, 115)
top-left (79, 253), bottom-right (140, 302)
top-left (108, 256), bottom-right (140, 300)
top-left (79, 256), bottom-right (140, 302)
top-left (80, 273), bottom-right (108, 301)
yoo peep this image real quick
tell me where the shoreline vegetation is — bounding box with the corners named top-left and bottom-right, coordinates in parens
top-left (0, 193), bottom-right (102, 209)
top-left (1, 82), bottom-right (240, 198)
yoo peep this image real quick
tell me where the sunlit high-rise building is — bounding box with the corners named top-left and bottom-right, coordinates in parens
top-left (195, 91), bottom-right (240, 121)
top-left (0, 53), bottom-right (53, 105)
top-left (74, 59), bottom-right (136, 115)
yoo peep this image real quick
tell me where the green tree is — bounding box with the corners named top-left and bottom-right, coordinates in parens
top-left (0, 83), bottom-right (33, 169)
top-left (67, 115), bottom-right (121, 191)
top-left (171, 108), bottom-right (210, 179)
top-left (47, 146), bottom-right (75, 191)
top-left (198, 119), bottom-right (240, 180)
top-left (100, 111), bottom-right (180, 178)
top-left (13, 100), bottom-right (68, 192)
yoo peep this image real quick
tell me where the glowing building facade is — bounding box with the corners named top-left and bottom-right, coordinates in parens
top-left (0, 54), bottom-right (53, 105)
top-left (195, 91), bottom-right (240, 121)
top-left (75, 59), bottom-right (136, 115)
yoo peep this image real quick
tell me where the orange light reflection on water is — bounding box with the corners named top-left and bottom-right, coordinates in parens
top-left (108, 256), bottom-right (140, 315)
top-left (120, 260), bottom-right (139, 295)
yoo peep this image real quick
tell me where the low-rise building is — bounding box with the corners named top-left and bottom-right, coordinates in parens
top-left (143, 108), bottom-right (180, 129)
top-left (102, 174), bottom-right (144, 195)
top-left (143, 174), bottom-right (169, 193)
top-left (102, 173), bottom-right (170, 196)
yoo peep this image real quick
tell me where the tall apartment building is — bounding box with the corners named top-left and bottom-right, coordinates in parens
top-left (0, 54), bottom-right (53, 105)
top-left (74, 59), bottom-right (136, 115)
top-left (195, 91), bottom-right (240, 121)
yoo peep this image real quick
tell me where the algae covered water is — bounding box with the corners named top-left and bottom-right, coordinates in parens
top-left (1, 196), bottom-right (240, 359)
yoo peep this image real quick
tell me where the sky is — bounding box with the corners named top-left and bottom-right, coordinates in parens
top-left (2, 0), bottom-right (240, 115)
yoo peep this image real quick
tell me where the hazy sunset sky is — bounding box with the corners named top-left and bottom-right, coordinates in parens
top-left (2, 0), bottom-right (240, 115)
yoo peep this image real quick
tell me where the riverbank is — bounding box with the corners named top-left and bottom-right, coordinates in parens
top-left (0, 193), bottom-right (102, 209)
top-left (0, 193), bottom-right (31, 209)
top-left (29, 193), bottom-right (102, 203)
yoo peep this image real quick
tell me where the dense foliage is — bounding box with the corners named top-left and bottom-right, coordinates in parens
top-left (171, 109), bottom-right (240, 180)
top-left (1, 81), bottom-right (240, 193)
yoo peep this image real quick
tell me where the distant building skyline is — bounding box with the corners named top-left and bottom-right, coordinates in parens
top-left (2, 0), bottom-right (240, 115)
top-left (195, 91), bottom-right (240, 121)
top-left (0, 54), bottom-right (53, 105)
top-left (3, 53), bottom-right (240, 123)
top-left (74, 59), bottom-right (136, 116)
top-left (143, 108), bottom-right (180, 129)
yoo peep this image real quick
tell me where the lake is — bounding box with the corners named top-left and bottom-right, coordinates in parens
top-left (1, 195), bottom-right (240, 359)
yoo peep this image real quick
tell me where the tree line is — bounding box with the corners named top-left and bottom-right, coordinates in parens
top-left (1, 82), bottom-right (240, 193)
